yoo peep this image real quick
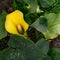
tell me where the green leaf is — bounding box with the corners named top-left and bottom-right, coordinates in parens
top-left (55, 0), bottom-right (60, 4)
top-left (38, 33), bottom-right (44, 40)
top-left (50, 48), bottom-right (60, 60)
top-left (24, 0), bottom-right (38, 13)
top-left (32, 13), bottom-right (60, 39)
top-left (1, 48), bottom-right (41, 60)
top-left (43, 31), bottom-right (58, 40)
top-left (31, 17), bottom-right (47, 32)
top-left (5, 35), bottom-right (42, 60)
top-left (43, 13), bottom-right (60, 39)
top-left (13, 0), bottom-right (18, 10)
top-left (36, 38), bottom-right (49, 55)
top-left (0, 51), bottom-right (4, 60)
top-left (2, 48), bottom-right (24, 60)
top-left (50, 3), bottom-right (60, 13)
top-left (0, 12), bottom-right (7, 40)
top-left (38, 0), bottom-right (55, 8)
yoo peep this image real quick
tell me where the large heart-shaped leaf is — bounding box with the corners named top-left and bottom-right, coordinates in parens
top-left (1, 35), bottom-right (43, 60)
top-left (31, 13), bottom-right (60, 39)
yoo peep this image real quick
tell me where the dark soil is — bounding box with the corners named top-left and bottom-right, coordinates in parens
top-left (0, 0), bottom-right (13, 13)
top-left (50, 36), bottom-right (60, 50)
top-left (0, 36), bottom-right (10, 50)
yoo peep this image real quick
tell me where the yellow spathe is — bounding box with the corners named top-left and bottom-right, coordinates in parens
top-left (5, 10), bottom-right (29, 35)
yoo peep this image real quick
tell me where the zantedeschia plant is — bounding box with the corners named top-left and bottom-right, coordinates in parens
top-left (5, 10), bottom-right (29, 35)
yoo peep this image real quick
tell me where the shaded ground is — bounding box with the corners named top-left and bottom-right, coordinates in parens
top-left (0, 0), bottom-right (13, 13)
top-left (50, 36), bottom-right (60, 50)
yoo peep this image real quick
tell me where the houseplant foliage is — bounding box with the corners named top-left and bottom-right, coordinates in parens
top-left (0, 0), bottom-right (60, 60)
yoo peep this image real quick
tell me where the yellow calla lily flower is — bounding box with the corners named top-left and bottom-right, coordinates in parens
top-left (5, 10), bottom-right (29, 35)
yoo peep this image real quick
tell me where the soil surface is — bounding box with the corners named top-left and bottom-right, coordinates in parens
top-left (50, 36), bottom-right (60, 50)
top-left (0, 0), bottom-right (13, 13)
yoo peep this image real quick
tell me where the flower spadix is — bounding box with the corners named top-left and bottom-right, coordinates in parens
top-left (5, 10), bottom-right (29, 35)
